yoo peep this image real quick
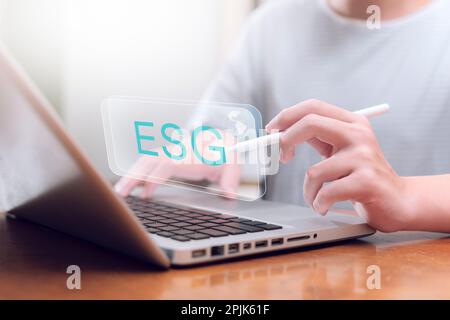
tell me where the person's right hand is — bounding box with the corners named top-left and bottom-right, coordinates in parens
top-left (114, 136), bottom-right (241, 199)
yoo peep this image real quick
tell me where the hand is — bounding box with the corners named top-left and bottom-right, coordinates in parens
top-left (114, 134), bottom-right (240, 199)
top-left (266, 99), bottom-right (412, 232)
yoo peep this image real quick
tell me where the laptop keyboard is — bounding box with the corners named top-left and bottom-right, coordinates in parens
top-left (125, 196), bottom-right (283, 242)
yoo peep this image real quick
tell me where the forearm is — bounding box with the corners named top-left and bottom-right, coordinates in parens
top-left (401, 175), bottom-right (450, 232)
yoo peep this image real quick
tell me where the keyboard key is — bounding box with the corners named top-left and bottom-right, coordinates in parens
top-left (201, 212), bottom-right (221, 216)
top-left (158, 219), bottom-right (178, 224)
top-left (142, 219), bottom-right (159, 223)
top-left (200, 229), bottom-right (228, 238)
top-left (260, 224), bottom-right (283, 230)
top-left (212, 226), bottom-right (246, 235)
top-left (242, 220), bottom-right (267, 226)
top-left (210, 219), bottom-right (229, 224)
top-left (150, 216), bottom-right (168, 221)
top-left (144, 222), bottom-right (166, 228)
top-left (148, 210), bottom-right (165, 215)
top-left (172, 216), bottom-right (192, 222)
top-left (224, 223), bottom-right (264, 233)
top-left (199, 222), bottom-right (219, 228)
top-left (184, 225), bottom-right (205, 231)
top-left (173, 210), bottom-right (190, 214)
top-left (145, 227), bottom-right (160, 233)
top-left (151, 209), bottom-right (167, 213)
top-left (220, 214), bottom-right (235, 219)
top-left (196, 216), bottom-right (216, 221)
top-left (173, 222), bottom-right (191, 228)
top-left (142, 202), bottom-right (157, 207)
top-left (186, 233), bottom-right (210, 240)
top-left (187, 219), bottom-right (204, 224)
top-left (184, 213), bottom-right (203, 218)
top-left (156, 231), bottom-right (175, 238)
top-left (162, 213), bottom-right (179, 219)
top-left (173, 229), bottom-right (195, 236)
top-left (171, 235), bottom-right (191, 242)
top-left (159, 226), bottom-right (179, 232)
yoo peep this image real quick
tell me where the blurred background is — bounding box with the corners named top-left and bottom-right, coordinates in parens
top-left (0, 0), bottom-right (267, 179)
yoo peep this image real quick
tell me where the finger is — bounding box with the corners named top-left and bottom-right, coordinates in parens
top-left (114, 177), bottom-right (141, 197)
top-left (140, 162), bottom-right (173, 198)
top-left (115, 156), bottom-right (160, 196)
top-left (280, 114), bottom-right (352, 162)
top-left (132, 156), bottom-right (159, 176)
top-left (266, 99), bottom-right (358, 131)
top-left (313, 176), bottom-right (364, 215)
top-left (307, 138), bottom-right (332, 158)
top-left (219, 164), bottom-right (241, 198)
top-left (303, 153), bottom-right (354, 207)
top-left (280, 147), bottom-right (295, 164)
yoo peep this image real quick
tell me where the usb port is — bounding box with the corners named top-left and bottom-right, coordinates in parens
top-left (192, 249), bottom-right (207, 258)
top-left (287, 235), bottom-right (310, 242)
top-left (211, 245), bottom-right (224, 256)
top-left (228, 243), bottom-right (239, 254)
top-left (255, 240), bottom-right (268, 248)
top-left (271, 238), bottom-right (284, 246)
top-left (243, 243), bottom-right (252, 250)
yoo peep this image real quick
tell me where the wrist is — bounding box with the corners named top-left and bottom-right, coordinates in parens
top-left (395, 176), bottom-right (423, 231)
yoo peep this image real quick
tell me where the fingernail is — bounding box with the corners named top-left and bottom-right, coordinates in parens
top-left (222, 188), bottom-right (236, 199)
top-left (114, 184), bottom-right (126, 196)
top-left (114, 181), bottom-right (123, 191)
top-left (140, 189), bottom-right (149, 199)
top-left (266, 118), bottom-right (277, 130)
top-left (305, 197), bottom-right (313, 208)
top-left (279, 148), bottom-right (290, 163)
top-left (313, 199), bottom-right (325, 216)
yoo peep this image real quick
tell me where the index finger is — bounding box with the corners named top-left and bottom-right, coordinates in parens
top-left (279, 114), bottom-right (352, 162)
top-left (266, 99), bottom-right (358, 132)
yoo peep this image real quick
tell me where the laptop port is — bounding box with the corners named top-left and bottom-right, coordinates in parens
top-left (228, 243), bottom-right (239, 254)
top-left (271, 238), bottom-right (284, 246)
top-left (211, 245), bottom-right (225, 256)
top-left (243, 243), bottom-right (252, 250)
top-left (192, 249), bottom-right (207, 258)
top-left (255, 240), bottom-right (268, 248)
top-left (287, 235), bottom-right (310, 242)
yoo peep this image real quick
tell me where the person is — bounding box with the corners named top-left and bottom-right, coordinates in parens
top-left (115, 0), bottom-right (450, 233)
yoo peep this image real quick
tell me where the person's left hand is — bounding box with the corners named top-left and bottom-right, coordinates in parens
top-left (266, 99), bottom-right (412, 232)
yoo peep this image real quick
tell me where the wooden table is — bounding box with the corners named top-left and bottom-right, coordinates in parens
top-left (1, 212), bottom-right (449, 299)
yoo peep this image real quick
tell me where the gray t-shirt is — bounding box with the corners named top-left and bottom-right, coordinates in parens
top-left (203, 0), bottom-right (450, 206)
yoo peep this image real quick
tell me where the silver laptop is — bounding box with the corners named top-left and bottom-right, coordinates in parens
top-left (0, 43), bottom-right (375, 268)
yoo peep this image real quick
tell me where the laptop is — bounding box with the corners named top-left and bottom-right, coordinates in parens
top-left (0, 43), bottom-right (375, 268)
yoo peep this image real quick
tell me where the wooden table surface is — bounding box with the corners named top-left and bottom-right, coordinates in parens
top-left (1, 212), bottom-right (449, 299)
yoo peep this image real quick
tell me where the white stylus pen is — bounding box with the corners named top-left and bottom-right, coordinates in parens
top-left (228, 103), bottom-right (390, 153)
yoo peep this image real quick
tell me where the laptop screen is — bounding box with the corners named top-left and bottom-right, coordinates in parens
top-left (0, 59), bottom-right (83, 214)
top-left (0, 48), bottom-right (117, 238)
top-left (0, 46), bottom-right (171, 267)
